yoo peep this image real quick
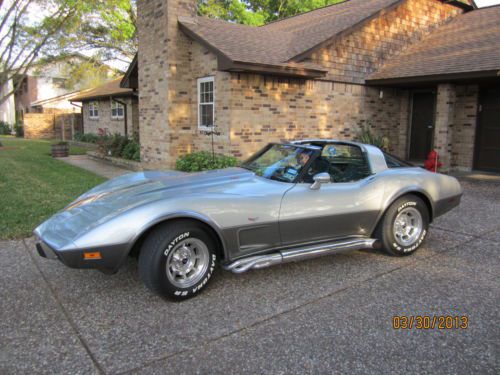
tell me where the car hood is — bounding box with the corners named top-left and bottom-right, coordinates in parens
top-left (34, 168), bottom-right (256, 249)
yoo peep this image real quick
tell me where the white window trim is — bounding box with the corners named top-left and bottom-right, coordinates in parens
top-left (111, 100), bottom-right (125, 120)
top-left (197, 76), bottom-right (215, 130)
top-left (89, 101), bottom-right (99, 119)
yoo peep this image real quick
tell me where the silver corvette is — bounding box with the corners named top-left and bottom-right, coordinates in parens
top-left (34, 140), bottom-right (462, 300)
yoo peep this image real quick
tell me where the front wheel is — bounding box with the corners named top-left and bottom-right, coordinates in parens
top-left (138, 221), bottom-right (217, 300)
top-left (375, 195), bottom-right (429, 256)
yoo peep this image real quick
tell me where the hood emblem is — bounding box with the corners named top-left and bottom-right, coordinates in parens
top-left (248, 217), bottom-right (259, 222)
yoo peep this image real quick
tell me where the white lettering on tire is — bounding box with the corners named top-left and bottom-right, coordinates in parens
top-left (172, 252), bottom-right (217, 297)
top-left (393, 229), bottom-right (427, 253)
top-left (397, 201), bottom-right (417, 212)
top-left (163, 232), bottom-right (190, 256)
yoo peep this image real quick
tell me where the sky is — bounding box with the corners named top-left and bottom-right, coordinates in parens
top-left (475, 0), bottom-right (500, 6)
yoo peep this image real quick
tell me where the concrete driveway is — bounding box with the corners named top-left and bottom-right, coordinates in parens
top-left (1, 179), bottom-right (498, 374)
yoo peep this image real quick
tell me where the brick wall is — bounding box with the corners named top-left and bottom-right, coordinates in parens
top-left (82, 97), bottom-right (138, 136)
top-left (224, 73), bottom-right (409, 160)
top-left (138, 0), bottom-right (201, 168)
top-left (24, 113), bottom-right (82, 140)
top-left (431, 84), bottom-right (479, 172)
top-left (24, 113), bottom-right (55, 139)
top-left (304, 0), bottom-right (462, 83)
top-left (434, 84), bottom-right (456, 173)
top-left (451, 85), bottom-right (478, 171)
top-left (135, 0), bottom-right (467, 168)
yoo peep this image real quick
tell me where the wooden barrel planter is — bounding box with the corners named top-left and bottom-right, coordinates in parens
top-left (51, 143), bottom-right (69, 158)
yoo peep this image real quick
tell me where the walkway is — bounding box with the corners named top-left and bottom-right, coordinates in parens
top-left (60, 155), bottom-right (132, 179)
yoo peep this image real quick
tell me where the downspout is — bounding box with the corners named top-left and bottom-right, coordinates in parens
top-left (112, 97), bottom-right (128, 137)
top-left (70, 101), bottom-right (83, 138)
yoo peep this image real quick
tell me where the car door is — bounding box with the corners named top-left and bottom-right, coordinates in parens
top-left (278, 144), bottom-right (385, 247)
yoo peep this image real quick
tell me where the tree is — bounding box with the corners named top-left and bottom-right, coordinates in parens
top-left (198, 0), bottom-right (345, 25)
top-left (58, 0), bottom-right (137, 65)
top-left (0, 0), bottom-right (136, 106)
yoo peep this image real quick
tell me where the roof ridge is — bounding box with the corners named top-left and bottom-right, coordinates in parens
top-left (260, 0), bottom-right (352, 28)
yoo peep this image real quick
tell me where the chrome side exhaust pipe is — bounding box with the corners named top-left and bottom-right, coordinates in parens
top-left (224, 238), bottom-right (380, 274)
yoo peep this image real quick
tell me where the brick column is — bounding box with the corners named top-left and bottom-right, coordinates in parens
top-left (434, 84), bottom-right (456, 173)
top-left (137, 0), bottom-right (197, 168)
top-left (397, 90), bottom-right (410, 159)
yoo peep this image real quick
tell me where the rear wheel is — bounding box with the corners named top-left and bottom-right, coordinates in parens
top-left (138, 221), bottom-right (217, 300)
top-left (375, 195), bottom-right (429, 256)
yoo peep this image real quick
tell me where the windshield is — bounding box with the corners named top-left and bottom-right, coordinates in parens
top-left (240, 144), bottom-right (317, 183)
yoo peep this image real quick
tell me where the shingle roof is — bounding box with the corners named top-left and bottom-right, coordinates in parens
top-left (178, 0), bottom-right (402, 75)
top-left (70, 77), bottom-right (134, 102)
top-left (367, 5), bottom-right (500, 83)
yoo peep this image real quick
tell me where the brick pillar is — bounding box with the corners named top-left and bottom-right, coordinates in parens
top-left (434, 84), bottom-right (456, 173)
top-left (397, 90), bottom-right (410, 159)
top-left (137, 0), bottom-right (197, 168)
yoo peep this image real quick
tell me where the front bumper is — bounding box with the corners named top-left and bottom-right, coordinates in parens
top-left (35, 239), bottom-right (129, 274)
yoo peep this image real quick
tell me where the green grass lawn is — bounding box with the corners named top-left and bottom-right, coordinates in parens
top-left (0, 137), bottom-right (106, 239)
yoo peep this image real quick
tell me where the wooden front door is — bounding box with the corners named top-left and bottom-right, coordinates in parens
top-left (475, 87), bottom-right (500, 172)
top-left (409, 91), bottom-right (435, 160)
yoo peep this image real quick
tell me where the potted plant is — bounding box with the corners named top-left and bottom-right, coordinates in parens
top-left (51, 141), bottom-right (69, 158)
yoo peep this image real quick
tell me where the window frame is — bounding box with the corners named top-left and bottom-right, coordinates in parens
top-left (197, 76), bottom-right (215, 130)
top-left (111, 100), bottom-right (125, 120)
top-left (299, 142), bottom-right (372, 184)
top-left (89, 101), bottom-right (99, 119)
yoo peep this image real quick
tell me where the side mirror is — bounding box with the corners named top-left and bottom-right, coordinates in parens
top-left (310, 172), bottom-right (331, 190)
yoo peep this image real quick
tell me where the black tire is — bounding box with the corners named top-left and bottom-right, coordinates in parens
top-left (375, 195), bottom-right (429, 256)
top-left (138, 220), bottom-right (217, 300)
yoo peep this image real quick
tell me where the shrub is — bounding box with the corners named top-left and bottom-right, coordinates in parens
top-left (122, 139), bottom-right (141, 161)
top-left (0, 121), bottom-right (11, 135)
top-left (355, 123), bottom-right (390, 152)
top-left (176, 151), bottom-right (238, 172)
top-left (74, 132), bottom-right (99, 144)
top-left (106, 134), bottom-right (129, 157)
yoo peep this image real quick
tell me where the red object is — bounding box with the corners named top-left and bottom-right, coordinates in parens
top-left (424, 150), bottom-right (442, 172)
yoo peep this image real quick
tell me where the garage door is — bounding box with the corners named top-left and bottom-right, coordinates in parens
top-left (475, 87), bottom-right (500, 172)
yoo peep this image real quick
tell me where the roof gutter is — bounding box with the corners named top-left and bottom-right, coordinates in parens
top-left (220, 60), bottom-right (327, 79)
top-left (366, 69), bottom-right (500, 86)
top-left (441, 1), bottom-right (474, 11)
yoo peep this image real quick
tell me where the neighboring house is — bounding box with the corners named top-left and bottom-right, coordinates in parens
top-left (127, 0), bottom-right (499, 172)
top-left (71, 77), bottom-right (139, 137)
top-left (30, 91), bottom-right (89, 114)
top-left (0, 79), bottom-right (15, 125)
top-left (0, 55), bottom-right (116, 123)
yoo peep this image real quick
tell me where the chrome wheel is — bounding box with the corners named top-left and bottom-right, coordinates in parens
top-left (393, 207), bottom-right (423, 247)
top-left (165, 238), bottom-right (210, 289)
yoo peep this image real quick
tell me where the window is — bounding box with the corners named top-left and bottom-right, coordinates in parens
top-left (198, 76), bottom-right (214, 128)
top-left (240, 144), bottom-right (317, 183)
top-left (111, 100), bottom-right (124, 119)
top-left (89, 101), bottom-right (99, 119)
top-left (303, 143), bottom-right (371, 183)
top-left (52, 77), bottom-right (66, 88)
top-left (383, 152), bottom-right (414, 168)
